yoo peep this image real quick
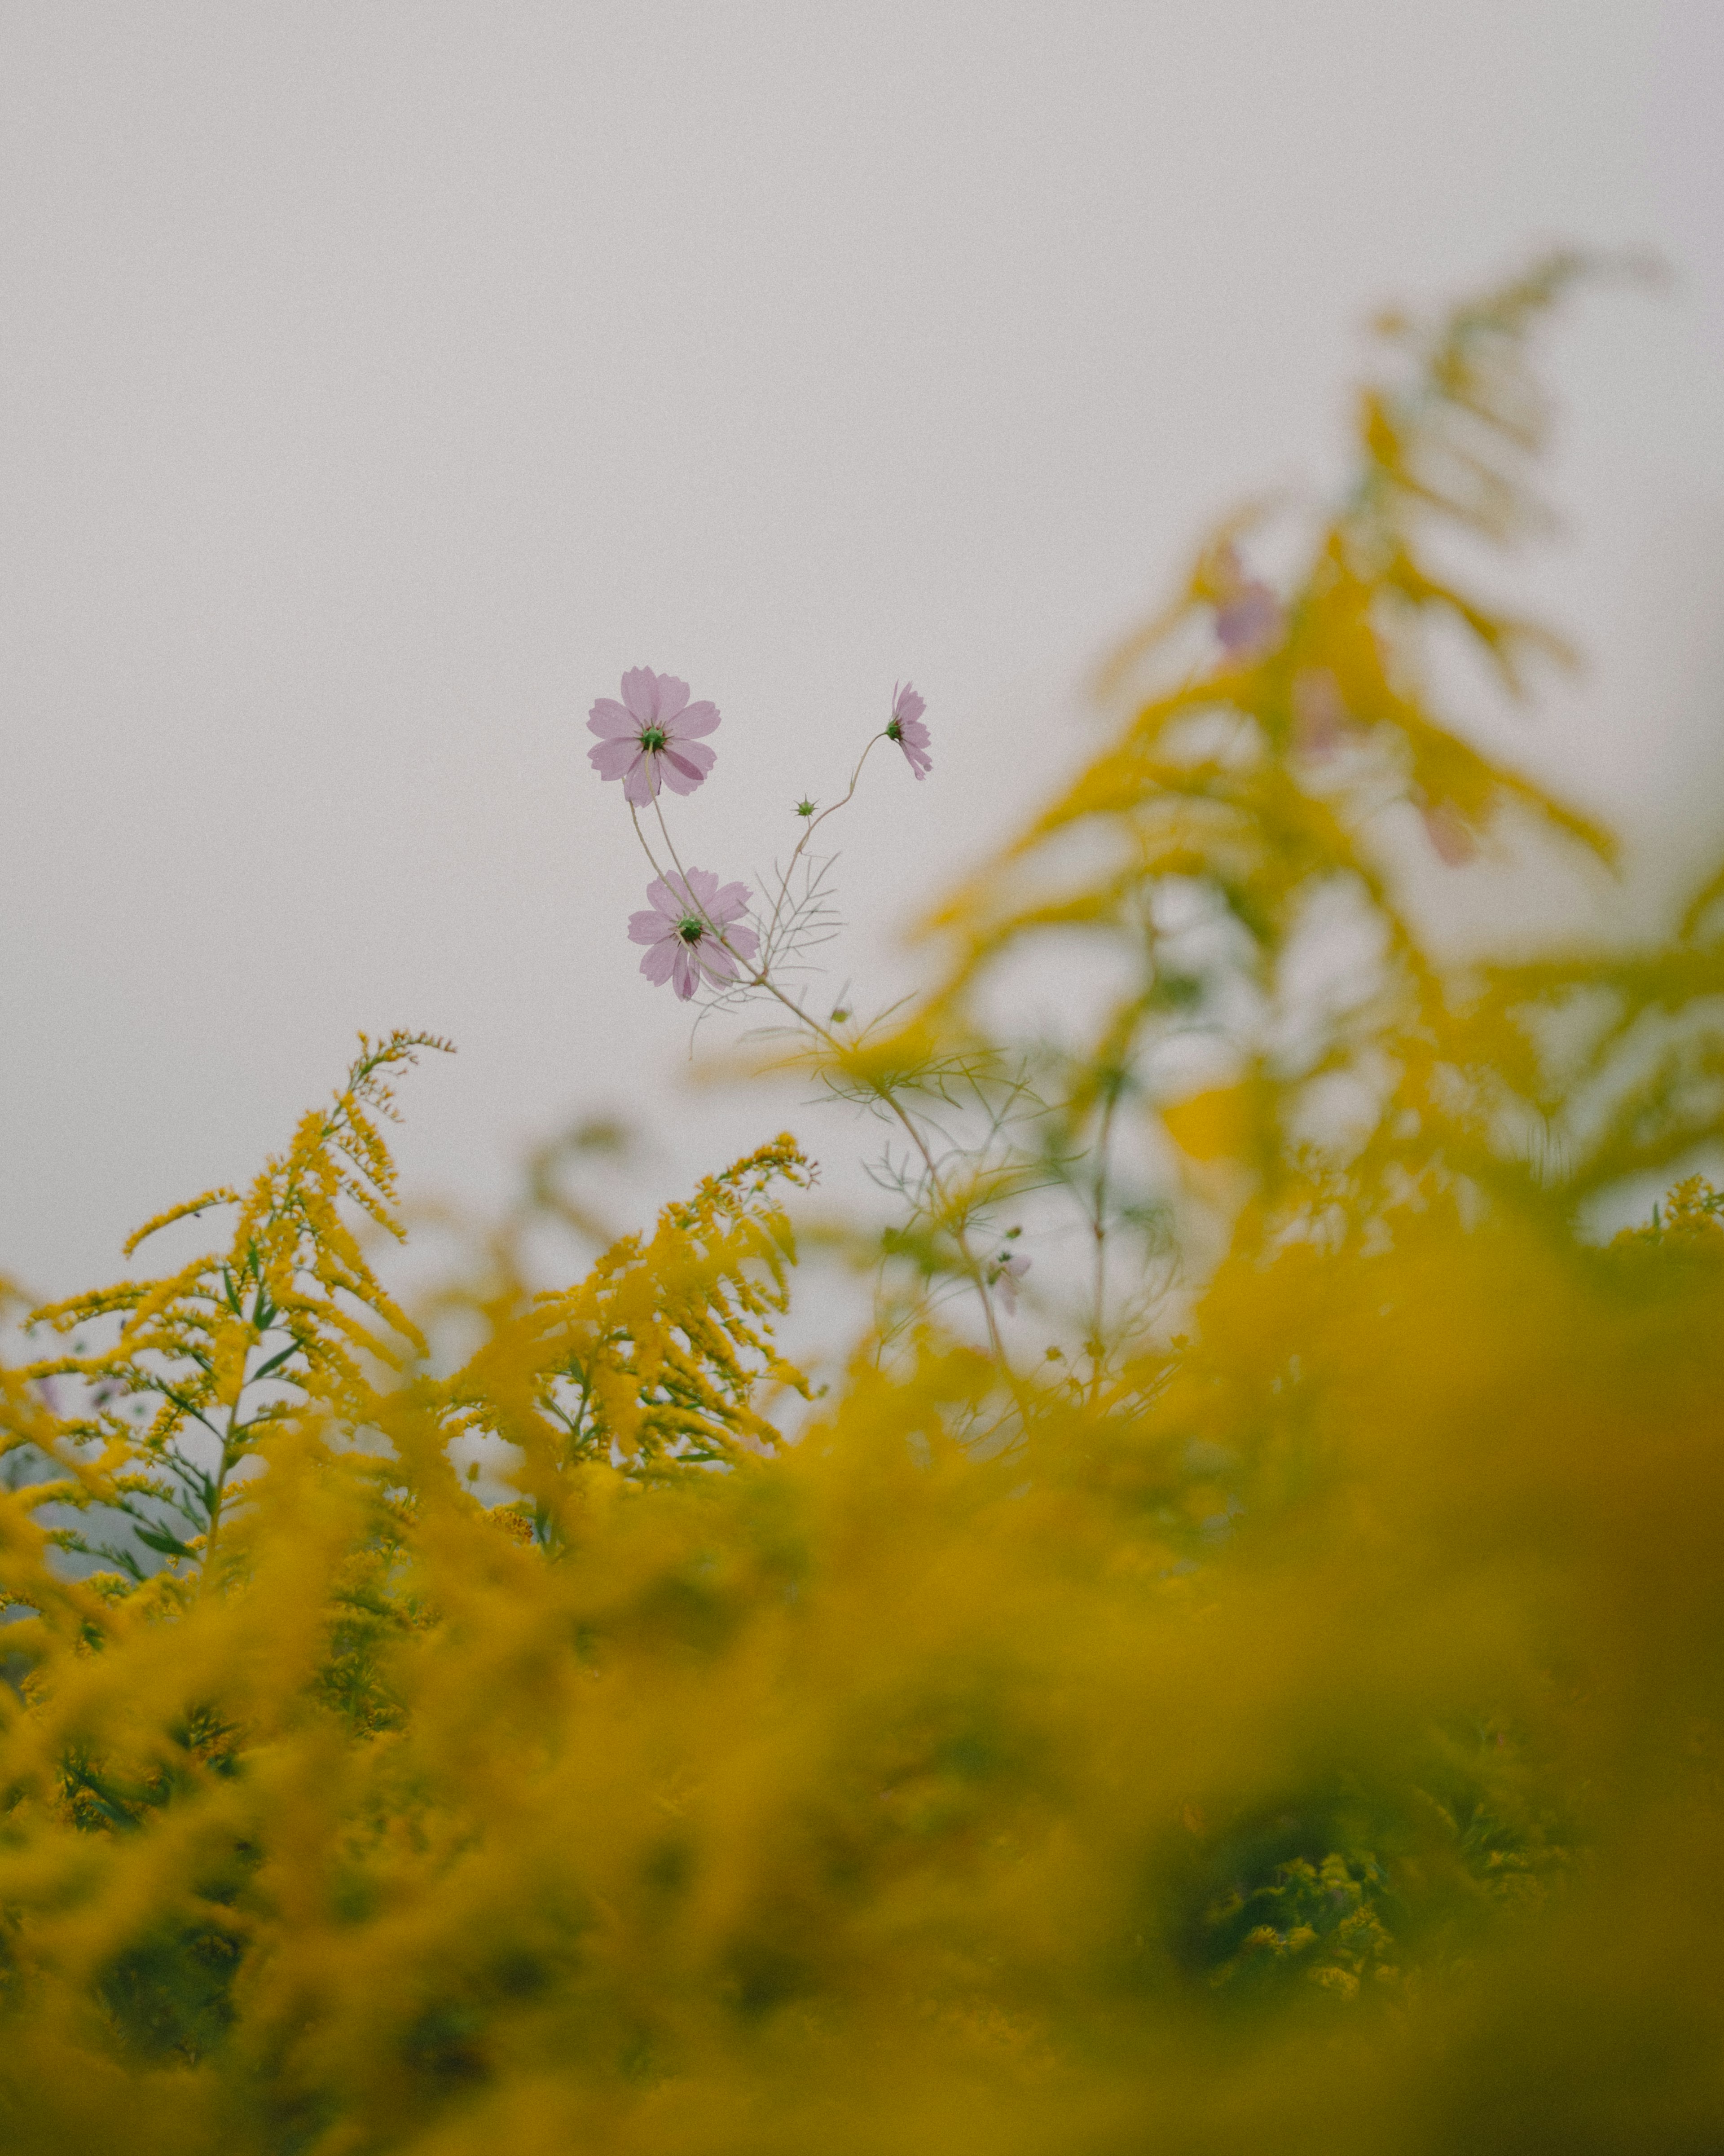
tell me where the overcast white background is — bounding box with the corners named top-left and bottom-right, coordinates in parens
top-left (2, 1), bottom-right (1722, 1309)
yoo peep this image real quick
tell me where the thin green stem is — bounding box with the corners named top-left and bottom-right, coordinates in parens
top-left (1088, 1079), bottom-right (1120, 1402)
top-left (761, 732), bottom-right (888, 957)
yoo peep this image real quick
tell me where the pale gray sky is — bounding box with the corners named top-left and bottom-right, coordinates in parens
top-left (3, 0), bottom-right (1722, 1302)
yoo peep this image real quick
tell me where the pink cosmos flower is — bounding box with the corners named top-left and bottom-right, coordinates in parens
top-left (885, 681), bottom-right (932, 779)
top-left (1212, 543), bottom-right (1283, 662)
top-left (588, 668), bottom-right (720, 806)
top-left (628, 868), bottom-right (758, 1000)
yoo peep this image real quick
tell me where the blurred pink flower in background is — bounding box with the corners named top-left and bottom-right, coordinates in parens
top-left (991, 1250), bottom-right (1031, 1314)
top-left (1212, 543), bottom-right (1283, 661)
top-left (628, 868), bottom-right (758, 999)
top-left (886, 682), bottom-right (932, 779)
top-left (1414, 791), bottom-right (1478, 867)
top-left (1291, 668), bottom-right (1348, 759)
top-left (588, 668), bottom-right (720, 805)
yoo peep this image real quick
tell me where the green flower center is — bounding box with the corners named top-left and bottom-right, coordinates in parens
top-left (677, 917), bottom-right (704, 944)
top-left (885, 719), bottom-right (902, 741)
top-left (640, 727), bottom-right (667, 752)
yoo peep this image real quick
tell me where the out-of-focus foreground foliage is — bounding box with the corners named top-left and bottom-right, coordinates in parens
top-left (4, 258), bottom-right (1724, 2154)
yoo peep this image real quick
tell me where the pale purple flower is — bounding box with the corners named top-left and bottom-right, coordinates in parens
top-left (628, 867), bottom-right (758, 1000)
top-left (1212, 543), bottom-right (1283, 662)
top-left (885, 682), bottom-right (932, 780)
top-left (588, 668), bottom-right (720, 807)
top-left (1415, 794), bottom-right (1478, 868)
top-left (1290, 669), bottom-right (1347, 760)
top-left (990, 1250), bottom-right (1031, 1315)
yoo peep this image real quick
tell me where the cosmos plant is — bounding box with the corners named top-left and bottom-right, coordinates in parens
top-left (585, 662), bottom-right (935, 1007)
top-left (584, 653), bottom-right (1045, 1349)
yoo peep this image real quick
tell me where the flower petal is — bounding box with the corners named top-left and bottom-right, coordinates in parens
top-left (639, 939), bottom-right (679, 985)
top-left (589, 737), bottom-right (639, 780)
top-left (646, 876), bottom-right (685, 918)
top-left (720, 922), bottom-right (759, 966)
top-left (892, 682), bottom-right (925, 726)
top-left (628, 908), bottom-right (673, 945)
top-left (895, 727), bottom-right (932, 779)
top-left (587, 697), bottom-right (638, 739)
top-left (709, 880), bottom-right (752, 923)
top-left (653, 675), bottom-right (691, 723)
top-left (659, 743), bottom-right (715, 793)
top-left (620, 668), bottom-right (661, 722)
top-left (669, 699), bottom-right (720, 740)
top-left (622, 751), bottom-right (660, 806)
top-left (671, 943), bottom-right (700, 999)
top-left (680, 867), bottom-right (721, 910)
